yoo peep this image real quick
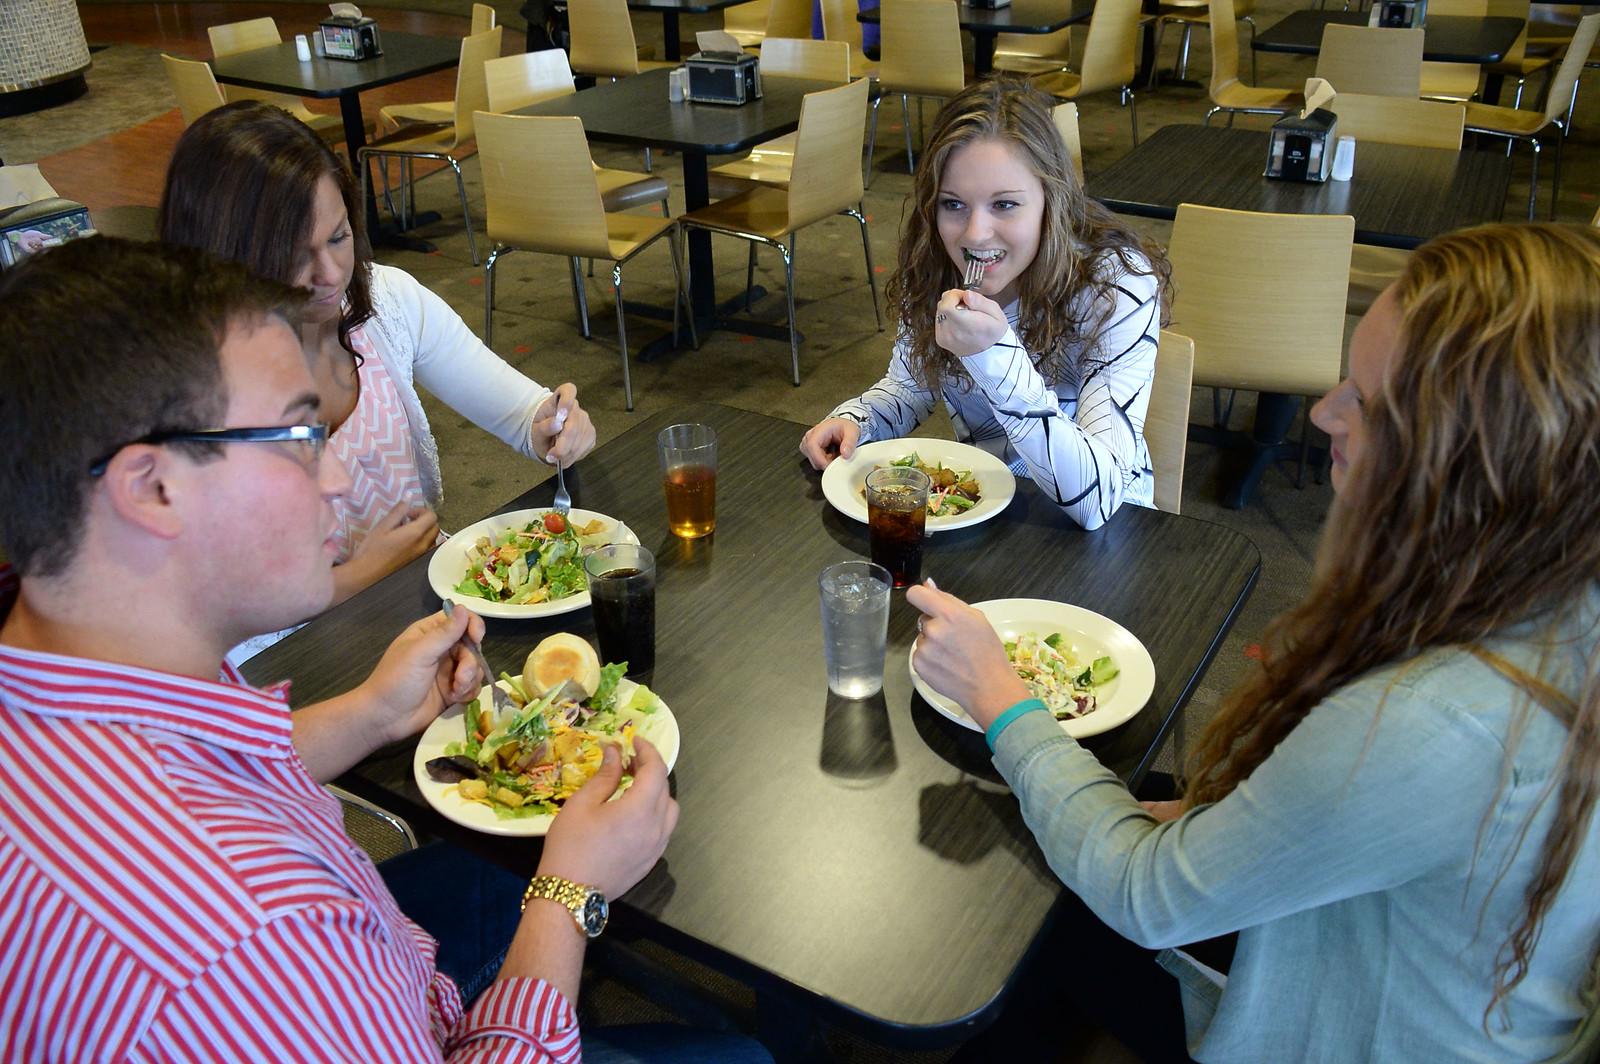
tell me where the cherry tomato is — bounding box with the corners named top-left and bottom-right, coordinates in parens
top-left (543, 512), bottom-right (567, 534)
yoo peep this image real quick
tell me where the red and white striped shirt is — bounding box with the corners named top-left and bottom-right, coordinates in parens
top-left (0, 567), bottom-right (580, 1062)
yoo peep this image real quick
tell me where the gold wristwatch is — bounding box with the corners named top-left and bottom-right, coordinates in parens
top-left (521, 875), bottom-right (609, 938)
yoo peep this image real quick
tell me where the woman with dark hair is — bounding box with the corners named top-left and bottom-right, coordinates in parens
top-left (911, 223), bottom-right (1600, 1061)
top-left (159, 101), bottom-right (597, 613)
top-left (799, 77), bottom-right (1170, 530)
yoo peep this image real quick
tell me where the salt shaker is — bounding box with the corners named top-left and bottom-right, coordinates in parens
top-left (1331, 135), bottom-right (1356, 182)
top-left (295, 33), bottom-right (313, 62)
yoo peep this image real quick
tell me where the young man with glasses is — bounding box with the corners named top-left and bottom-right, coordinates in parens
top-left (0, 239), bottom-right (767, 1063)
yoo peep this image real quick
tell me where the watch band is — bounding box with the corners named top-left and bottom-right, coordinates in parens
top-left (521, 874), bottom-right (608, 938)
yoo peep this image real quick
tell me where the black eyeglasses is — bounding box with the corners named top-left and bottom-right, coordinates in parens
top-left (87, 424), bottom-right (330, 477)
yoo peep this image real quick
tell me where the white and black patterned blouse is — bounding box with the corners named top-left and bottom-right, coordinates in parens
top-left (829, 253), bottom-right (1162, 531)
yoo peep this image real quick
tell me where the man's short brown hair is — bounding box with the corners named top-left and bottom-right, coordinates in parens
top-left (0, 237), bottom-right (306, 576)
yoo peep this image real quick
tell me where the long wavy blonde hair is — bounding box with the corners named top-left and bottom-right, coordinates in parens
top-left (884, 77), bottom-right (1170, 396)
top-left (1184, 222), bottom-right (1600, 1023)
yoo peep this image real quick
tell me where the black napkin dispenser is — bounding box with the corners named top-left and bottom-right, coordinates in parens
top-left (1264, 107), bottom-right (1338, 183)
top-left (1374, 0), bottom-right (1426, 28)
top-left (685, 50), bottom-right (763, 105)
top-left (319, 15), bottom-right (384, 60)
top-left (0, 198), bottom-right (95, 270)
top-left (968, 0), bottom-right (1014, 9)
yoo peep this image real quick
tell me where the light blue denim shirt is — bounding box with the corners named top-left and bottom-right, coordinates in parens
top-left (991, 589), bottom-right (1600, 1063)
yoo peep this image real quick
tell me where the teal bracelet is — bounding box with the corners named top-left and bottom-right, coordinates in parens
top-left (984, 698), bottom-right (1047, 750)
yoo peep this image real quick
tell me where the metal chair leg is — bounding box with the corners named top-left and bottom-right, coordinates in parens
top-left (901, 93), bottom-right (915, 173)
top-left (865, 95), bottom-right (882, 187)
top-left (571, 256), bottom-right (592, 338)
top-left (612, 262), bottom-right (634, 411)
top-left (483, 245), bottom-right (504, 346)
top-left (1551, 119), bottom-right (1566, 219)
top-left (447, 157), bottom-right (478, 265)
top-left (781, 242), bottom-right (799, 386)
top-left (1175, 23), bottom-right (1194, 80)
top-left (1149, 20), bottom-right (1168, 90)
top-left (849, 204), bottom-right (882, 331)
top-left (1125, 87), bottom-right (1140, 145)
top-left (746, 242), bottom-right (757, 311)
top-left (668, 228), bottom-right (698, 351)
top-left (1526, 136), bottom-right (1541, 220)
top-left (1244, 17), bottom-right (1258, 83)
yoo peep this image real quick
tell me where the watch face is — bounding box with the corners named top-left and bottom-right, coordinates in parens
top-left (581, 890), bottom-right (609, 938)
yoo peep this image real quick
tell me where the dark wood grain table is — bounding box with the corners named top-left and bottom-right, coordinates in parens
top-left (1089, 124), bottom-right (1510, 250)
top-left (244, 403), bottom-right (1260, 1056)
top-left (858, 0), bottom-right (1095, 74)
top-left (1252, 10), bottom-right (1526, 62)
top-left (515, 71), bottom-right (846, 338)
top-left (208, 31), bottom-right (462, 250)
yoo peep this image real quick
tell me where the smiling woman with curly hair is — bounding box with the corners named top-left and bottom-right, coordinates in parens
top-left (800, 77), bottom-right (1170, 530)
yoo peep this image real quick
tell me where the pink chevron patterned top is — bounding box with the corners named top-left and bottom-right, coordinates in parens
top-left (330, 327), bottom-right (429, 565)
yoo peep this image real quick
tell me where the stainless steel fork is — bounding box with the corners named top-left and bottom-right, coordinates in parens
top-left (549, 407), bottom-right (571, 516)
top-left (961, 256), bottom-right (986, 291)
top-left (441, 598), bottom-right (513, 720)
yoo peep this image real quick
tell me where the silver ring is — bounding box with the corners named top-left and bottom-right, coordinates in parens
top-left (916, 617), bottom-right (926, 633)
top-left (935, 313), bottom-right (946, 325)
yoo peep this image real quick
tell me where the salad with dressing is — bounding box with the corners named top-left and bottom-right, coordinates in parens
top-left (1006, 632), bottom-right (1119, 719)
top-left (423, 635), bottom-right (660, 819)
top-left (452, 511), bottom-right (613, 606)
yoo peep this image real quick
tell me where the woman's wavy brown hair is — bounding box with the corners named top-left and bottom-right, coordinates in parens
top-left (158, 100), bottom-right (374, 355)
top-left (885, 76), bottom-right (1169, 396)
top-left (1183, 222), bottom-right (1600, 1025)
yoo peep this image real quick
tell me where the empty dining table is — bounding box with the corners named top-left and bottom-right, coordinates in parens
top-left (1252, 10), bottom-right (1526, 63)
top-left (242, 403), bottom-right (1261, 1060)
top-left (1089, 123), bottom-right (1511, 249)
top-left (858, 0), bottom-right (1096, 75)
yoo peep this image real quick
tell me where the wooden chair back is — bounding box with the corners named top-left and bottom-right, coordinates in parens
top-left (1537, 13), bottom-right (1600, 123)
top-left (570, 0), bottom-right (645, 77)
top-left (208, 18), bottom-right (305, 108)
top-left (1329, 92), bottom-right (1465, 148)
top-left (1078, 0), bottom-right (1142, 95)
top-left (994, 25), bottom-right (1073, 67)
top-left (819, 0), bottom-right (870, 63)
top-left (162, 54), bottom-right (226, 127)
top-left (475, 111), bottom-right (613, 258)
top-left (1168, 204), bottom-right (1353, 395)
top-left (486, 49), bottom-right (576, 112)
top-left (1209, 0), bottom-right (1242, 91)
top-left (725, 0), bottom-right (771, 40)
top-left (1147, 330), bottom-right (1195, 515)
top-left (761, 37), bottom-right (852, 81)
top-left (1052, 101), bottom-right (1084, 184)
top-left (766, 0), bottom-right (816, 39)
top-left (450, 27), bottom-right (504, 141)
top-left (208, 16), bottom-right (279, 55)
top-left (472, 3), bottom-right (497, 33)
top-left (787, 78), bottom-right (871, 229)
top-left (880, 0), bottom-right (966, 97)
top-left (1315, 25), bottom-right (1423, 96)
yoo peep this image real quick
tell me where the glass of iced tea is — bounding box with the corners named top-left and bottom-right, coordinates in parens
top-left (865, 466), bottom-right (929, 588)
top-left (584, 544), bottom-right (656, 677)
top-left (658, 423), bottom-right (717, 539)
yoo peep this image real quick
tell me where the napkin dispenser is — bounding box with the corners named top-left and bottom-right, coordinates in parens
top-left (1372, 0), bottom-right (1426, 28)
top-left (319, 14), bottom-right (383, 59)
top-left (968, 0), bottom-right (1014, 9)
top-left (1265, 108), bottom-right (1339, 182)
top-left (0, 197), bottom-right (96, 270)
top-left (685, 51), bottom-right (762, 105)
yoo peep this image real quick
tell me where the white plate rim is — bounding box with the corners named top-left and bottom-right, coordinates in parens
top-left (820, 439), bottom-right (1018, 533)
top-left (411, 677), bottom-right (680, 837)
top-left (908, 598), bottom-right (1156, 739)
top-left (427, 507), bottom-right (639, 620)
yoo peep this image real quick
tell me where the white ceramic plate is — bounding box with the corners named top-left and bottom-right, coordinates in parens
top-left (428, 508), bottom-right (638, 620)
top-left (821, 439), bottom-right (1018, 534)
top-left (412, 677), bottom-right (680, 837)
top-left (909, 598), bottom-right (1156, 739)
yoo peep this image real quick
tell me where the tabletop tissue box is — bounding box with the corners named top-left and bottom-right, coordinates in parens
top-left (0, 166), bottom-right (95, 270)
top-left (1265, 79), bottom-right (1339, 183)
top-left (685, 50), bottom-right (762, 105)
top-left (321, 3), bottom-right (383, 60)
top-left (1372, 0), bottom-right (1426, 28)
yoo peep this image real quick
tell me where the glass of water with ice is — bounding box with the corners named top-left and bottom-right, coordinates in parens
top-left (818, 560), bottom-right (892, 699)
